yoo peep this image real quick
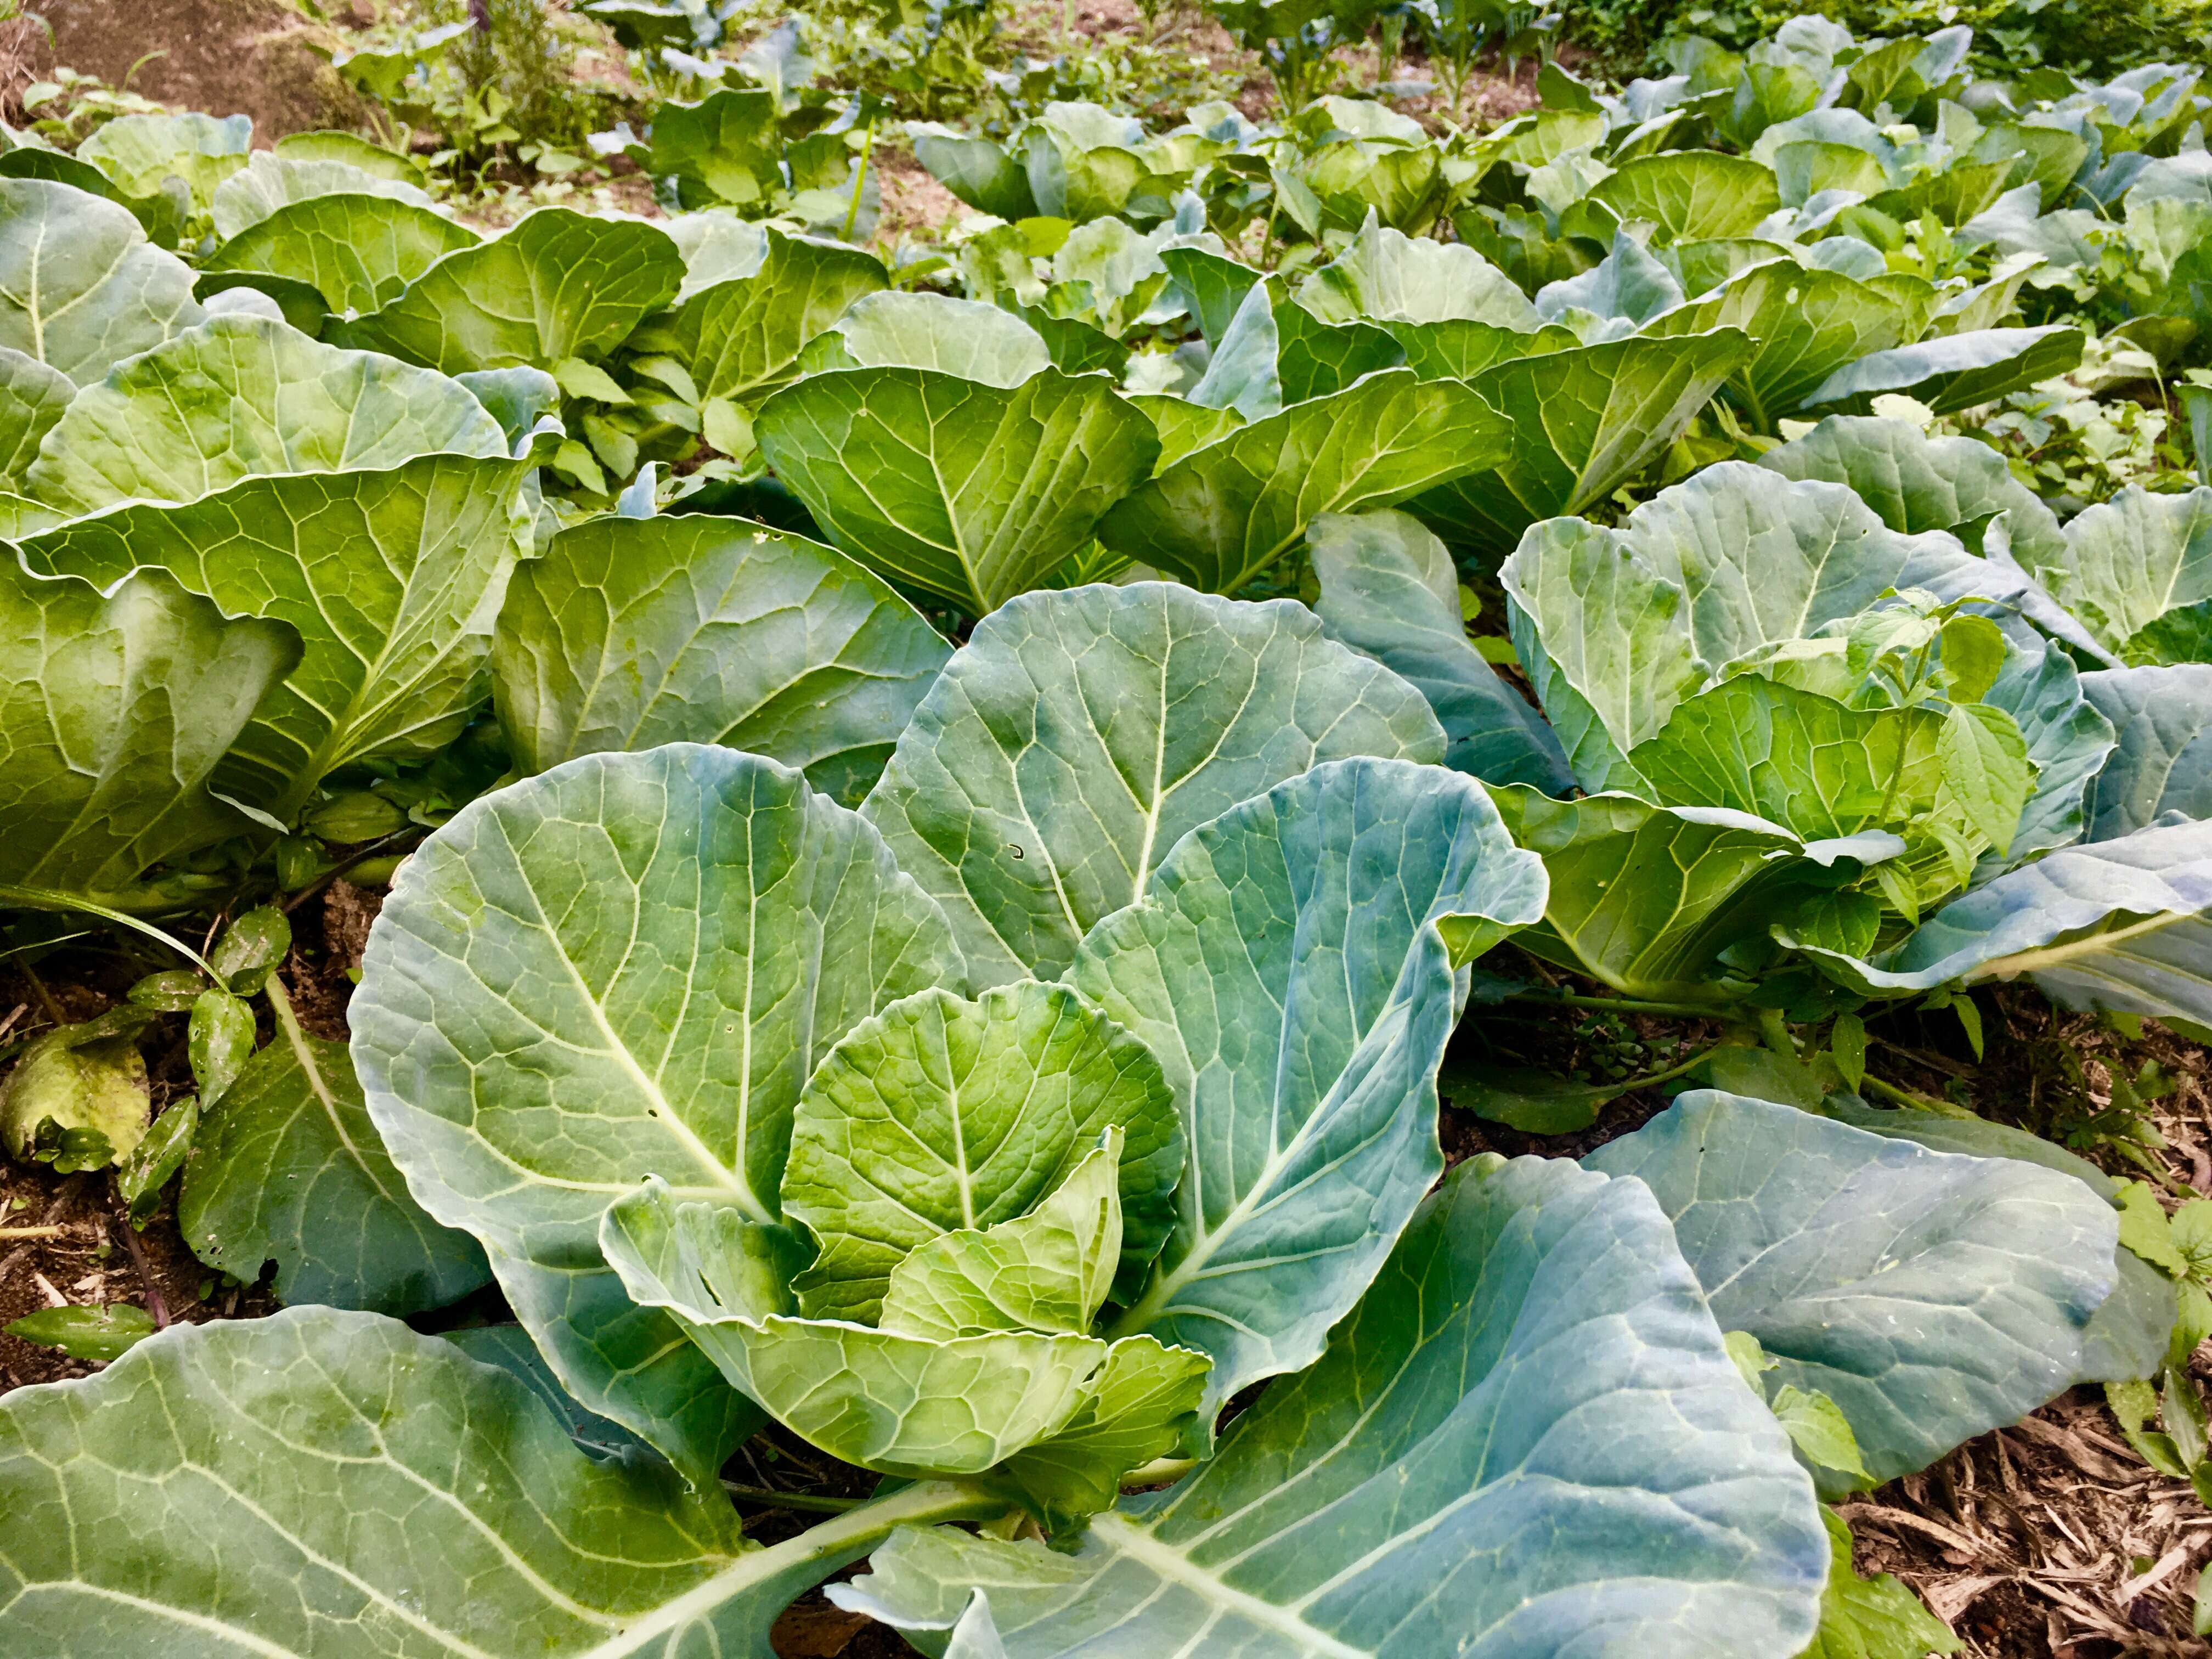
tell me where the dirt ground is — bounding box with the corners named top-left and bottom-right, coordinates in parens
top-left (8, 0), bottom-right (356, 140)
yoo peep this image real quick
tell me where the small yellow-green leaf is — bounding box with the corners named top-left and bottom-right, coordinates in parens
top-left (188, 989), bottom-right (256, 1110)
top-left (3, 1303), bottom-right (156, 1363)
top-left (2119, 1181), bottom-right (2189, 1278)
top-left (1938, 612), bottom-right (2006, 704)
top-left (1829, 1012), bottom-right (1867, 1091)
top-left (701, 394), bottom-right (753, 460)
top-left (1772, 1383), bottom-right (1873, 1483)
top-left (211, 907), bottom-right (291, 996)
top-left (551, 356), bottom-right (631, 405)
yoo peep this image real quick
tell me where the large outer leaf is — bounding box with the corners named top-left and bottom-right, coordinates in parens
top-left (1491, 787), bottom-right (1838, 1003)
top-left (808, 291), bottom-right (1051, 385)
top-left (1816, 1101), bottom-right (2177, 1386)
top-left (1803, 325), bottom-right (2085, 416)
top-left (627, 227), bottom-right (885, 405)
top-left (0, 1306), bottom-right (997, 1657)
top-left (210, 153), bottom-right (432, 241)
top-left (0, 561), bottom-right (298, 901)
top-left (1786, 817), bottom-right (2212, 1026)
top-left (201, 193), bottom-right (483, 315)
top-left (1644, 262), bottom-right (1909, 423)
top-left (0, 345), bottom-right (72, 486)
top-left (493, 512), bottom-right (950, 806)
top-left (2081, 664), bottom-right (2212, 839)
top-left (783, 979), bottom-right (1180, 1321)
top-left (836, 1155), bottom-right (1826, 1659)
top-left (755, 365), bottom-right (1160, 614)
top-left (76, 112), bottom-right (251, 207)
top-left (2018, 484), bottom-right (2212, 665)
top-left (352, 745), bottom-right (964, 1477)
top-left (21, 452), bottom-right (535, 821)
top-left (1502, 462), bottom-right (2032, 791)
top-left (1758, 413), bottom-right (2070, 573)
top-left (24, 314), bottom-right (508, 514)
top-left (0, 178), bottom-right (204, 386)
top-left (1070, 758), bottom-right (1548, 1423)
top-left (337, 207), bottom-right (684, 373)
top-left (1413, 329), bottom-right (1752, 560)
top-left (1985, 631), bottom-right (2115, 865)
top-left (1094, 368), bottom-right (1508, 594)
top-left (1307, 509), bottom-right (1573, 792)
top-left (1299, 215), bottom-right (1539, 328)
top-left (177, 1002), bottom-right (488, 1315)
top-left (1586, 150), bottom-right (1784, 241)
top-left (861, 583), bottom-right (1447, 987)
top-left (1588, 1092), bottom-right (2121, 1490)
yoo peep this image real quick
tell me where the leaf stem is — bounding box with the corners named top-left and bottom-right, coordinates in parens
top-left (1503, 989), bottom-right (1729, 1019)
top-left (1859, 1072), bottom-right (1979, 1120)
top-left (109, 1209), bottom-right (170, 1329)
top-left (0, 887), bottom-right (221, 980)
top-left (1621, 1043), bottom-right (1726, 1093)
top-left (843, 117), bottom-right (877, 245)
top-left (721, 1482), bottom-right (866, 1514)
top-left (588, 1479), bottom-right (1003, 1654)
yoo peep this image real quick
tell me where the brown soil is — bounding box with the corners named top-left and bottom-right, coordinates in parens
top-left (875, 141), bottom-right (962, 244)
top-left (18, 0), bottom-right (357, 143)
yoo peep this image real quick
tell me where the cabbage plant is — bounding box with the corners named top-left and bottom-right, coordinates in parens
top-left (0, 584), bottom-right (2143, 1659)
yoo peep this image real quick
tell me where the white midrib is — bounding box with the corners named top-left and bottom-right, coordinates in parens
top-left (1973, 907), bottom-right (2191, 981)
top-left (1110, 1026), bottom-right (1350, 1340)
top-left (569, 1480), bottom-right (999, 1658)
top-left (516, 832), bottom-right (770, 1223)
top-left (266, 977), bottom-right (396, 1205)
top-left (1126, 629), bottom-right (1174, 907)
top-left (1088, 1514), bottom-right (1371, 1659)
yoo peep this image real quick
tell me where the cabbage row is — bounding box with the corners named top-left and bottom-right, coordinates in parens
top-left (0, 13), bottom-right (2208, 1659)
